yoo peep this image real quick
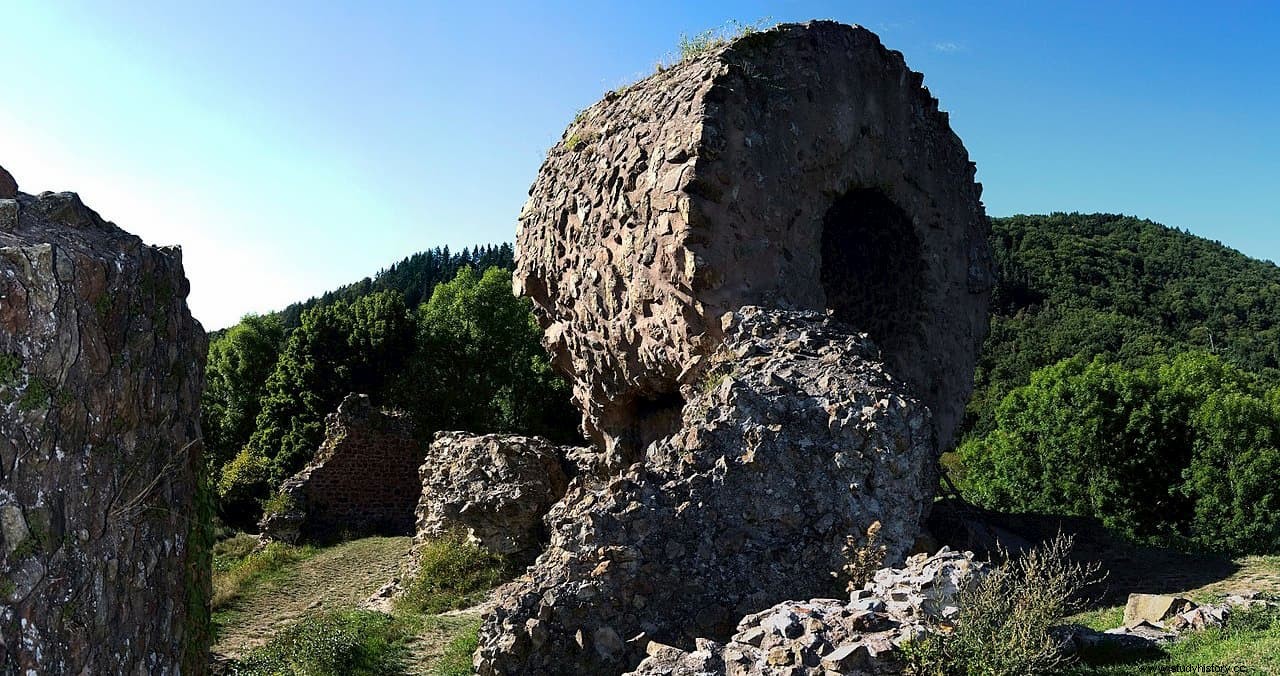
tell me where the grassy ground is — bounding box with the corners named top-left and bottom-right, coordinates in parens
top-left (1065, 556), bottom-right (1280, 674)
top-left (210, 534), bottom-right (495, 675)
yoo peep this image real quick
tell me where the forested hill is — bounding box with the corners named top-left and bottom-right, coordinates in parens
top-left (967, 212), bottom-right (1280, 437)
top-left (275, 243), bottom-right (514, 329)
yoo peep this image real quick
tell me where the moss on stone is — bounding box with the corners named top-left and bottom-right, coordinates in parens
top-left (182, 468), bottom-right (215, 675)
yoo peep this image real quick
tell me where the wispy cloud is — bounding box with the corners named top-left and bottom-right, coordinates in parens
top-left (934, 41), bottom-right (965, 53)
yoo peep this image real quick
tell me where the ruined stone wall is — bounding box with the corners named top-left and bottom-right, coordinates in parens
top-left (516, 21), bottom-right (993, 466)
top-left (475, 309), bottom-right (937, 673)
top-left (0, 167), bottom-right (209, 674)
top-left (487, 21), bottom-right (994, 674)
top-left (262, 394), bottom-right (422, 542)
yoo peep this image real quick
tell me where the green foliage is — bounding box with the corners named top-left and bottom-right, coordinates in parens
top-left (183, 469), bottom-right (215, 675)
top-left (205, 248), bottom-right (578, 530)
top-left (243, 290), bottom-right (414, 517)
top-left (216, 445), bottom-right (273, 529)
top-left (396, 532), bottom-right (511, 615)
top-left (212, 533), bottom-right (261, 571)
top-left (1074, 604), bottom-right (1280, 673)
top-left (969, 213), bottom-right (1280, 438)
top-left (202, 314), bottom-right (284, 470)
top-left (261, 491), bottom-right (297, 520)
top-left (0, 352), bottom-right (20, 385)
top-left (236, 609), bottom-right (409, 676)
top-left (277, 244), bottom-right (514, 330)
top-left (395, 266), bottom-right (578, 442)
top-left (18, 376), bottom-right (52, 411)
top-left (960, 351), bottom-right (1280, 553)
top-left (904, 534), bottom-right (1100, 676)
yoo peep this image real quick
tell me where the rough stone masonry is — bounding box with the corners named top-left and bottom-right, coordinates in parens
top-left (482, 21), bottom-right (993, 674)
top-left (260, 393), bottom-right (422, 544)
top-left (515, 20), bottom-right (993, 469)
top-left (0, 166), bottom-right (209, 674)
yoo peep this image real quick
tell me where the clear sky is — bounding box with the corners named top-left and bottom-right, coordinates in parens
top-left (2, 1), bottom-right (1277, 329)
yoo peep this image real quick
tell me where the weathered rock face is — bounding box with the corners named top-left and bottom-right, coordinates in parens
top-left (0, 166), bottom-right (16, 199)
top-left (515, 21), bottom-right (993, 465)
top-left (260, 394), bottom-right (422, 543)
top-left (475, 308), bottom-right (935, 674)
top-left (626, 548), bottom-right (986, 676)
top-left (0, 173), bottom-right (209, 674)
top-left (413, 431), bottom-right (580, 561)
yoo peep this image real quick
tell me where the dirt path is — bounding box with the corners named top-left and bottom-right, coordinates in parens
top-left (212, 536), bottom-right (412, 660)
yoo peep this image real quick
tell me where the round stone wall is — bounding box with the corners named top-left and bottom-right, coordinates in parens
top-left (515, 21), bottom-right (993, 465)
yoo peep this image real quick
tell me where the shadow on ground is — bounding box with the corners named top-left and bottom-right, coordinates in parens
top-left (927, 498), bottom-right (1240, 608)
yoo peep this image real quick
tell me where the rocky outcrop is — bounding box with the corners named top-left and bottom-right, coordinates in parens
top-left (628, 548), bottom-right (986, 675)
top-left (0, 166), bottom-right (16, 199)
top-left (0, 169), bottom-right (209, 674)
top-left (260, 394), bottom-right (422, 543)
top-left (412, 432), bottom-right (580, 561)
top-left (515, 20), bottom-right (993, 466)
top-left (474, 308), bottom-right (936, 674)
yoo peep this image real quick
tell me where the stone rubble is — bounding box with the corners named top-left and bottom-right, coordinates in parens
top-left (412, 431), bottom-right (582, 562)
top-left (1059, 591), bottom-right (1280, 652)
top-left (627, 548), bottom-right (986, 675)
top-left (474, 308), bottom-right (937, 674)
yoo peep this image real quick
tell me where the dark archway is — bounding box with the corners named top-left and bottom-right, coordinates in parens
top-left (820, 188), bottom-right (927, 358)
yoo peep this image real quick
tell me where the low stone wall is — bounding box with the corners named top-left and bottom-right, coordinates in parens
top-left (261, 394), bottom-right (423, 542)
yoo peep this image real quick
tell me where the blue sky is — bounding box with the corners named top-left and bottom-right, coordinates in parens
top-left (2, 1), bottom-right (1276, 329)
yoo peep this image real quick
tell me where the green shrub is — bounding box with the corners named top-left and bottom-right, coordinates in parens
top-left (216, 445), bottom-right (273, 528)
top-left (960, 351), bottom-right (1280, 554)
top-left (396, 532), bottom-right (511, 614)
top-left (903, 534), bottom-right (1101, 676)
top-left (237, 609), bottom-right (409, 676)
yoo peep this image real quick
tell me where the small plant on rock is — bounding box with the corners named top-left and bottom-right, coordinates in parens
top-left (838, 520), bottom-right (887, 593)
top-left (903, 533), bottom-right (1103, 676)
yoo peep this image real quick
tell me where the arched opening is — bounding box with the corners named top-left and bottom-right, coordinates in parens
top-left (820, 188), bottom-right (926, 359)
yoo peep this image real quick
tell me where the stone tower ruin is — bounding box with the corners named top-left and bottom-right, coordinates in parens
top-left (515, 21), bottom-right (993, 473)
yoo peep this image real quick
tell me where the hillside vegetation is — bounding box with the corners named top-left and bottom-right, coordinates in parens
top-left (205, 213), bottom-right (1280, 554)
top-left (204, 254), bottom-right (578, 529)
top-left (961, 213), bottom-right (1280, 554)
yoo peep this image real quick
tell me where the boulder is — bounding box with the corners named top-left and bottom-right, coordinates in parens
top-left (515, 20), bottom-right (993, 467)
top-left (0, 181), bottom-right (208, 673)
top-left (414, 431), bottom-right (580, 560)
top-left (1123, 593), bottom-right (1195, 628)
top-left (474, 308), bottom-right (937, 674)
top-left (260, 393), bottom-right (422, 543)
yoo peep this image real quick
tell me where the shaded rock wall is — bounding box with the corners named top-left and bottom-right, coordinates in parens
top-left (261, 394), bottom-right (422, 543)
top-left (515, 20), bottom-right (993, 466)
top-left (475, 308), bottom-right (936, 674)
top-left (0, 172), bottom-right (209, 674)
